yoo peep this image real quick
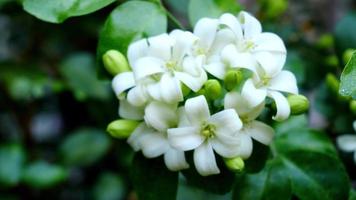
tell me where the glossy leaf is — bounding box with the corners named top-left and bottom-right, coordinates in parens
top-left (0, 144), bottom-right (25, 187)
top-left (188, 0), bottom-right (242, 26)
top-left (59, 128), bottom-right (111, 166)
top-left (339, 52), bottom-right (356, 99)
top-left (97, 0), bottom-right (167, 77)
top-left (130, 153), bottom-right (178, 200)
top-left (22, 161), bottom-right (68, 188)
top-left (23, 0), bottom-right (116, 23)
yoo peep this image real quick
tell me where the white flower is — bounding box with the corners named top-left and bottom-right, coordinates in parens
top-left (127, 30), bottom-right (207, 105)
top-left (127, 101), bottom-right (189, 171)
top-left (167, 95), bottom-right (244, 176)
top-left (241, 68), bottom-right (298, 121)
top-left (336, 121), bottom-right (356, 164)
top-left (225, 92), bottom-right (274, 158)
top-left (220, 11), bottom-right (287, 78)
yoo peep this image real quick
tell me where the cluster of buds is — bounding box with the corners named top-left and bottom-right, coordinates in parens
top-left (105, 11), bottom-right (308, 176)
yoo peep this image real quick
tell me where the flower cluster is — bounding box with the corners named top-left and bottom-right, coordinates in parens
top-left (107, 11), bottom-right (302, 176)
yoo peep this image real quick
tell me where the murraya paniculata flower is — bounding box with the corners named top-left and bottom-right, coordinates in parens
top-left (337, 121), bottom-right (356, 164)
top-left (108, 10), bottom-right (303, 176)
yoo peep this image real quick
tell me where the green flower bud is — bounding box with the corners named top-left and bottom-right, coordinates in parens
top-left (326, 73), bottom-right (339, 94)
top-left (204, 79), bottom-right (222, 100)
top-left (350, 100), bottom-right (356, 114)
top-left (102, 50), bottom-right (130, 76)
top-left (343, 49), bottom-right (355, 65)
top-left (287, 94), bottom-right (309, 115)
top-left (224, 157), bottom-right (244, 173)
top-left (106, 119), bottom-right (139, 139)
top-left (224, 70), bottom-right (243, 91)
top-left (316, 34), bottom-right (334, 49)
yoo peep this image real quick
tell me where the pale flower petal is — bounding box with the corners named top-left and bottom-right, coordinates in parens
top-left (160, 74), bottom-right (184, 103)
top-left (144, 101), bottom-right (177, 132)
top-left (234, 133), bottom-right (253, 159)
top-left (269, 70), bottom-right (299, 94)
top-left (246, 121), bottom-right (274, 145)
top-left (127, 85), bottom-right (148, 107)
top-left (164, 148), bottom-right (189, 171)
top-left (209, 28), bottom-right (235, 56)
top-left (203, 62), bottom-right (226, 79)
top-left (127, 123), bottom-right (152, 151)
top-left (146, 81), bottom-right (162, 101)
top-left (140, 132), bottom-right (170, 158)
top-left (147, 33), bottom-right (174, 61)
top-left (210, 109), bottom-right (242, 135)
top-left (267, 91), bottom-right (290, 121)
top-left (175, 71), bottom-right (207, 92)
top-left (167, 127), bottom-right (204, 151)
top-left (211, 137), bottom-right (240, 158)
top-left (170, 30), bottom-right (198, 61)
top-left (241, 79), bottom-right (267, 108)
top-left (239, 11), bottom-right (262, 38)
top-left (253, 32), bottom-right (286, 53)
top-left (337, 135), bottom-right (356, 152)
top-left (112, 72), bottom-right (135, 99)
top-left (177, 107), bottom-right (190, 127)
top-left (221, 44), bottom-right (258, 74)
top-left (127, 38), bottom-right (149, 66)
top-left (253, 51), bottom-right (286, 77)
top-left (119, 99), bottom-right (144, 120)
top-left (132, 57), bottom-right (164, 80)
top-left (193, 17), bottom-right (219, 51)
top-left (185, 95), bottom-right (210, 124)
top-left (194, 142), bottom-right (220, 176)
top-left (219, 13), bottom-right (243, 39)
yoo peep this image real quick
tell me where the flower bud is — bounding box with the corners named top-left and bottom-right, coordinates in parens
top-left (224, 157), bottom-right (244, 173)
top-left (350, 100), bottom-right (356, 115)
top-left (106, 119), bottom-right (139, 139)
top-left (316, 34), bottom-right (334, 49)
top-left (204, 79), bottom-right (222, 100)
top-left (326, 73), bottom-right (339, 94)
top-left (287, 94), bottom-right (309, 115)
top-left (224, 70), bottom-right (243, 91)
top-left (102, 50), bottom-right (130, 76)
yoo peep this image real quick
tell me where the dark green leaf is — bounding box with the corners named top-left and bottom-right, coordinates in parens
top-left (59, 128), bottom-right (111, 166)
top-left (339, 52), bottom-right (356, 99)
top-left (23, 0), bottom-right (116, 23)
top-left (60, 52), bottom-right (111, 100)
top-left (97, 0), bottom-right (167, 78)
top-left (244, 140), bottom-right (270, 173)
top-left (0, 144), bottom-right (25, 187)
top-left (22, 161), bottom-right (68, 188)
top-left (130, 153), bottom-right (178, 200)
top-left (188, 0), bottom-right (242, 26)
top-left (93, 172), bottom-right (126, 200)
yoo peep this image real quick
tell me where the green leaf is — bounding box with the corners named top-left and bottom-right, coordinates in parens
top-left (60, 52), bottom-right (111, 101)
top-left (22, 0), bottom-right (116, 23)
top-left (59, 128), bottom-right (111, 166)
top-left (339, 52), bottom-right (356, 99)
top-left (97, 0), bottom-right (167, 78)
top-left (130, 153), bottom-right (178, 200)
top-left (93, 172), bottom-right (126, 200)
top-left (188, 0), bottom-right (242, 26)
top-left (22, 161), bottom-right (68, 189)
top-left (0, 144), bottom-right (25, 187)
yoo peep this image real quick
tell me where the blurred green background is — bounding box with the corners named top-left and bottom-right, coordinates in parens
top-left (0, 0), bottom-right (356, 199)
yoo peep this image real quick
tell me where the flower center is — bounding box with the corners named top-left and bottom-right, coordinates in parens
top-left (200, 123), bottom-right (216, 139)
top-left (239, 40), bottom-right (256, 52)
top-left (256, 75), bottom-right (271, 88)
top-left (166, 60), bottom-right (177, 71)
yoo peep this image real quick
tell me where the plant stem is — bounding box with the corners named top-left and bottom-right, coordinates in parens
top-left (156, 0), bottom-right (184, 29)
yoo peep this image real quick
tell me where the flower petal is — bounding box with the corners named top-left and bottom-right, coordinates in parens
top-left (211, 137), bottom-right (240, 158)
top-left (127, 123), bottom-right (152, 151)
top-left (219, 13), bottom-right (243, 39)
top-left (253, 51), bottom-right (286, 77)
top-left (177, 107), bottom-right (190, 127)
top-left (164, 148), bottom-right (189, 171)
top-left (253, 32), bottom-right (286, 53)
top-left (239, 11), bottom-right (262, 38)
top-left (132, 57), bottom-right (164, 80)
top-left (194, 142), bottom-right (220, 176)
top-left (337, 135), bottom-right (356, 152)
top-left (119, 99), bottom-right (144, 120)
top-left (144, 101), bottom-right (177, 132)
top-left (185, 95), bottom-right (210, 124)
top-left (127, 85), bottom-right (148, 107)
top-left (203, 62), bottom-right (226, 79)
top-left (170, 30), bottom-right (198, 61)
top-left (146, 81), bottom-right (162, 101)
top-left (112, 72), bottom-right (136, 99)
top-left (224, 91), bottom-right (265, 121)
top-left (193, 18), bottom-right (219, 51)
top-left (221, 44), bottom-right (258, 74)
top-left (210, 109), bottom-right (242, 135)
top-left (241, 79), bottom-right (267, 108)
top-left (267, 91), bottom-right (290, 121)
top-left (140, 132), bottom-right (169, 158)
top-left (147, 33), bottom-right (174, 61)
top-left (160, 74), bottom-right (184, 103)
top-left (167, 127), bottom-right (204, 151)
top-left (246, 121), bottom-right (274, 145)
top-left (209, 29), bottom-right (235, 55)
top-left (234, 133), bottom-right (253, 158)
top-left (175, 71), bottom-right (207, 92)
top-left (269, 70), bottom-right (299, 94)
top-left (127, 38), bottom-right (149, 66)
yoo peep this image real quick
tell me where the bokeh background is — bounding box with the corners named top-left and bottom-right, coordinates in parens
top-left (0, 0), bottom-right (355, 199)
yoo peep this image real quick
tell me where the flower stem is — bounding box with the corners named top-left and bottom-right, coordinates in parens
top-left (156, 0), bottom-right (184, 29)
